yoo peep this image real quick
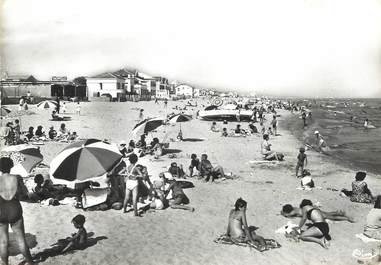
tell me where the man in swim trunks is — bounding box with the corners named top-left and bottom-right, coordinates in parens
top-left (0, 157), bottom-right (34, 265)
top-left (161, 174), bottom-right (194, 211)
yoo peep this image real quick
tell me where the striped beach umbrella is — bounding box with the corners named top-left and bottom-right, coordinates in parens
top-left (49, 139), bottom-right (122, 182)
top-left (131, 117), bottom-right (164, 137)
top-left (37, 100), bottom-right (58, 110)
top-left (167, 113), bottom-right (192, 134)
top-left (1, 144), bottom-right (43, 178)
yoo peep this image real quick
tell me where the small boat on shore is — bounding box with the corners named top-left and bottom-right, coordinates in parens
top-left (198, 105), bottom-right (253, 121)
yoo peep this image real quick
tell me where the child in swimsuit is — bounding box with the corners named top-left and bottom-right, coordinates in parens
top-left (62, 214), bottom-right (88, 253)
top-left (122, 154), bottom-right (143, 216)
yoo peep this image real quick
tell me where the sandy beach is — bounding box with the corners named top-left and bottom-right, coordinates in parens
top-left (2, 99), bottom-right (381, 265)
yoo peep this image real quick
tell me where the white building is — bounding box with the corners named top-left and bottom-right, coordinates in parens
top-left (86, 73), bottom-right (126, 100)
top-left (175, 84), bottom-right (194, 98)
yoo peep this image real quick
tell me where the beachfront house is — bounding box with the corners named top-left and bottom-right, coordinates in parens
top-left (86, 73), bottom-right (126, 101)
top-left (175, 84), bottom-right (194, 98)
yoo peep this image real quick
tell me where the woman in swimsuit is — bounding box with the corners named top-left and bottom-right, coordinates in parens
top-left (0, 157), bottom-right (34, 265)
top-left (298, 199), bottom-right (331, 248)
top-left (122, 154), bottom-right (143, 216)
top-left (226, 198), bottom-right (266, 250)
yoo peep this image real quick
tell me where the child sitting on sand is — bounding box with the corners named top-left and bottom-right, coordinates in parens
top-left (221, 128), bottom-right (228, 137)
top-left (295, 147), bottom-right (307, 177)
top-left (210, 121), bottom-right (220, 132)
top-left (61, 214), bottom-right (88, 253)
top-left (168, 162), bottom-right (187, 179)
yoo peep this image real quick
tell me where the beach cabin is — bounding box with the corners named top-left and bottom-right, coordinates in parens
top-left (86, 73), bottom-right (126, 101)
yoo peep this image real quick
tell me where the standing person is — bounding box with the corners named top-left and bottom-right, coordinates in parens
top-left (122, 154), bottom-right (143, 216)
top-left (139, 109), bottom-right (144, 121)
top-left (18, 98), bottom-right (24, 111)
top-left (226, 198), bottom-right (266, 250)
top-left (56, 96), bottom-right (60, 114)
top-left (271, 115), bottom-right (278, 136)
top-left (13, 120), bottom-right (21, 144)
top-left (61, 102), bottom-right (67, 114)
top-left (164, 98), bottom-right (168, 108)
top-left (0, 157), bottom-right (34, 265)
top-left (154, 97), bottom-right (158, 104)
top-left (295, 147), bottom-right (308, 177)
top-left (301, 111), bottom-right (307, 127)
top-left (75, 102), bottom-right (81, 116)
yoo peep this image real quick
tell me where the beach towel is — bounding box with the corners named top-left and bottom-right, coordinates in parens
top-left (275, 222), bottom-right (300, 234)
top-left (356, 233), bottom-right (381, 243)
top-left (214, 234), bottom-right (281, 252)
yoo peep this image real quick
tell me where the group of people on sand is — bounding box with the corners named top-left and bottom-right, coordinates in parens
top-left (118, 135), bottom-right (164, 159)
top-left (105, 153), bottom-right (195, 216)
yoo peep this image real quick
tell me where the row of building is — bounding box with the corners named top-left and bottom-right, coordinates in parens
top-left (86, 68), bottom-right (199, 101)
top-left (0, 69), bottom-right (211, 103)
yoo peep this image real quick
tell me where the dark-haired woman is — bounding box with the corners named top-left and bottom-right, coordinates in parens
top-left (350, 172), bottom-right (374, 203)
top-left (298, 199), bottom-right (331, 248)
top-left (364, 196), bottom-right (381, 240)
top-left (226, 198), bottom-right (266, 250)
top-left (0, 157), bottom-right (34, 265)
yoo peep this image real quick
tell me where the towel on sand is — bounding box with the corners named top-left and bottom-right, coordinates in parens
top-left (214, 234), bottom-right (281, 252)
top-left (356, 233), bottom-right (381, 243)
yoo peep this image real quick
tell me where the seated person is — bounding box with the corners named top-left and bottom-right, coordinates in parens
top-left (227, 198), bottom-right (266, 250)
top-left (221, 128), bottom-right (228, 137)
top-left (25, 126), bottom-right (34, 141)
top-left (297, 199), bottom-right (331, 248)
top-left (160, 173), bottom-right (194, 211)
top-left (199, 153), bottom-right (225, 182)
top-left (248, 122), bottom-right (258, 133)
top-left (67, 132), bottom-right (78, 141)
top-left (234, 124), bottom-right (246, 135)
top-left (61, 214), bottom-right (88, 253)
top-left (168, 162), bottom-right (187, 179)
top-left (341, 171), bottom-right (374, 203)
top-left (281, 204), bottom-right (354, 222)
top-left (35, 125), bottom-right (46, 138)
top-left (58, 123), bottom-right (69, 137)
top-left (364, 196), bottom-right (381, 240)
top-left (266, 127), bottom-right (273, 136)
top-left (261, 134), bottom-right (283, 161)
top-left (147, 137), bottom-right (163, 157)
top-left (210, 121), bottom-right (220, 132)
top-left (188, 154), bottom-right (200, 177)
top-left (136, 134), bottom-right (147, 149)
top-left (48, 126), bottom-right (57, 140)
top-left (51, 110), bottom-right (64, 121)
top-left (127, 140), bottom-right (135, 153)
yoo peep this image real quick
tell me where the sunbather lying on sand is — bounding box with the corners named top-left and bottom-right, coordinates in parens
top-left (281, 204), bottom-right (355, 222)
top-left (226, 198), bottom-right (267, 251)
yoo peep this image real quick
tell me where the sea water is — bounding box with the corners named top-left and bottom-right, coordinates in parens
top-left (283, 98), bottom-right (381, 175)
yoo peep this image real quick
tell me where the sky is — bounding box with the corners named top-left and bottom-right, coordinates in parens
top-left (2, 0), bottom-right (381, 97)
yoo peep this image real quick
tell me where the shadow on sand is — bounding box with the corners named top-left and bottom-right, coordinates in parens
top-left (182, 138), bottom-right (205, 142)
top-left (8, 233), bottom-right (38, 256)
top-left (163, 149), bottom-right (182, 154)
top-left (33, 232), bottom-right (107, 263)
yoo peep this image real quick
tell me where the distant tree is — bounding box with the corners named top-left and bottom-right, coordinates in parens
top-left (73, 76), bottom-right (87, 86)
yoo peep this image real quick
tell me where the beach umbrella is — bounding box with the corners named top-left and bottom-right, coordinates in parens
top-left (0, 106), bottom-right (11, 116)
top-left (36, 100), bottom-right (58, 110)
top-left (167, 113), bottom-right (192, 134)
top-left (131, 117), bottom-right (165, 137)
top-left (49, 139), bottom-right (122, 182)
top-left (1, 144), bottom-right (43, 178)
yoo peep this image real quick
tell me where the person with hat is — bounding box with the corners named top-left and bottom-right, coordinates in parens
top-left (314, 131), bottom-right (327, 153)
top-left (118, 140), bottom-right (128, 157)
top-left (160, 173), bottom-right (194, 212)
top-left (295, 147), bottom-right (308, 177)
